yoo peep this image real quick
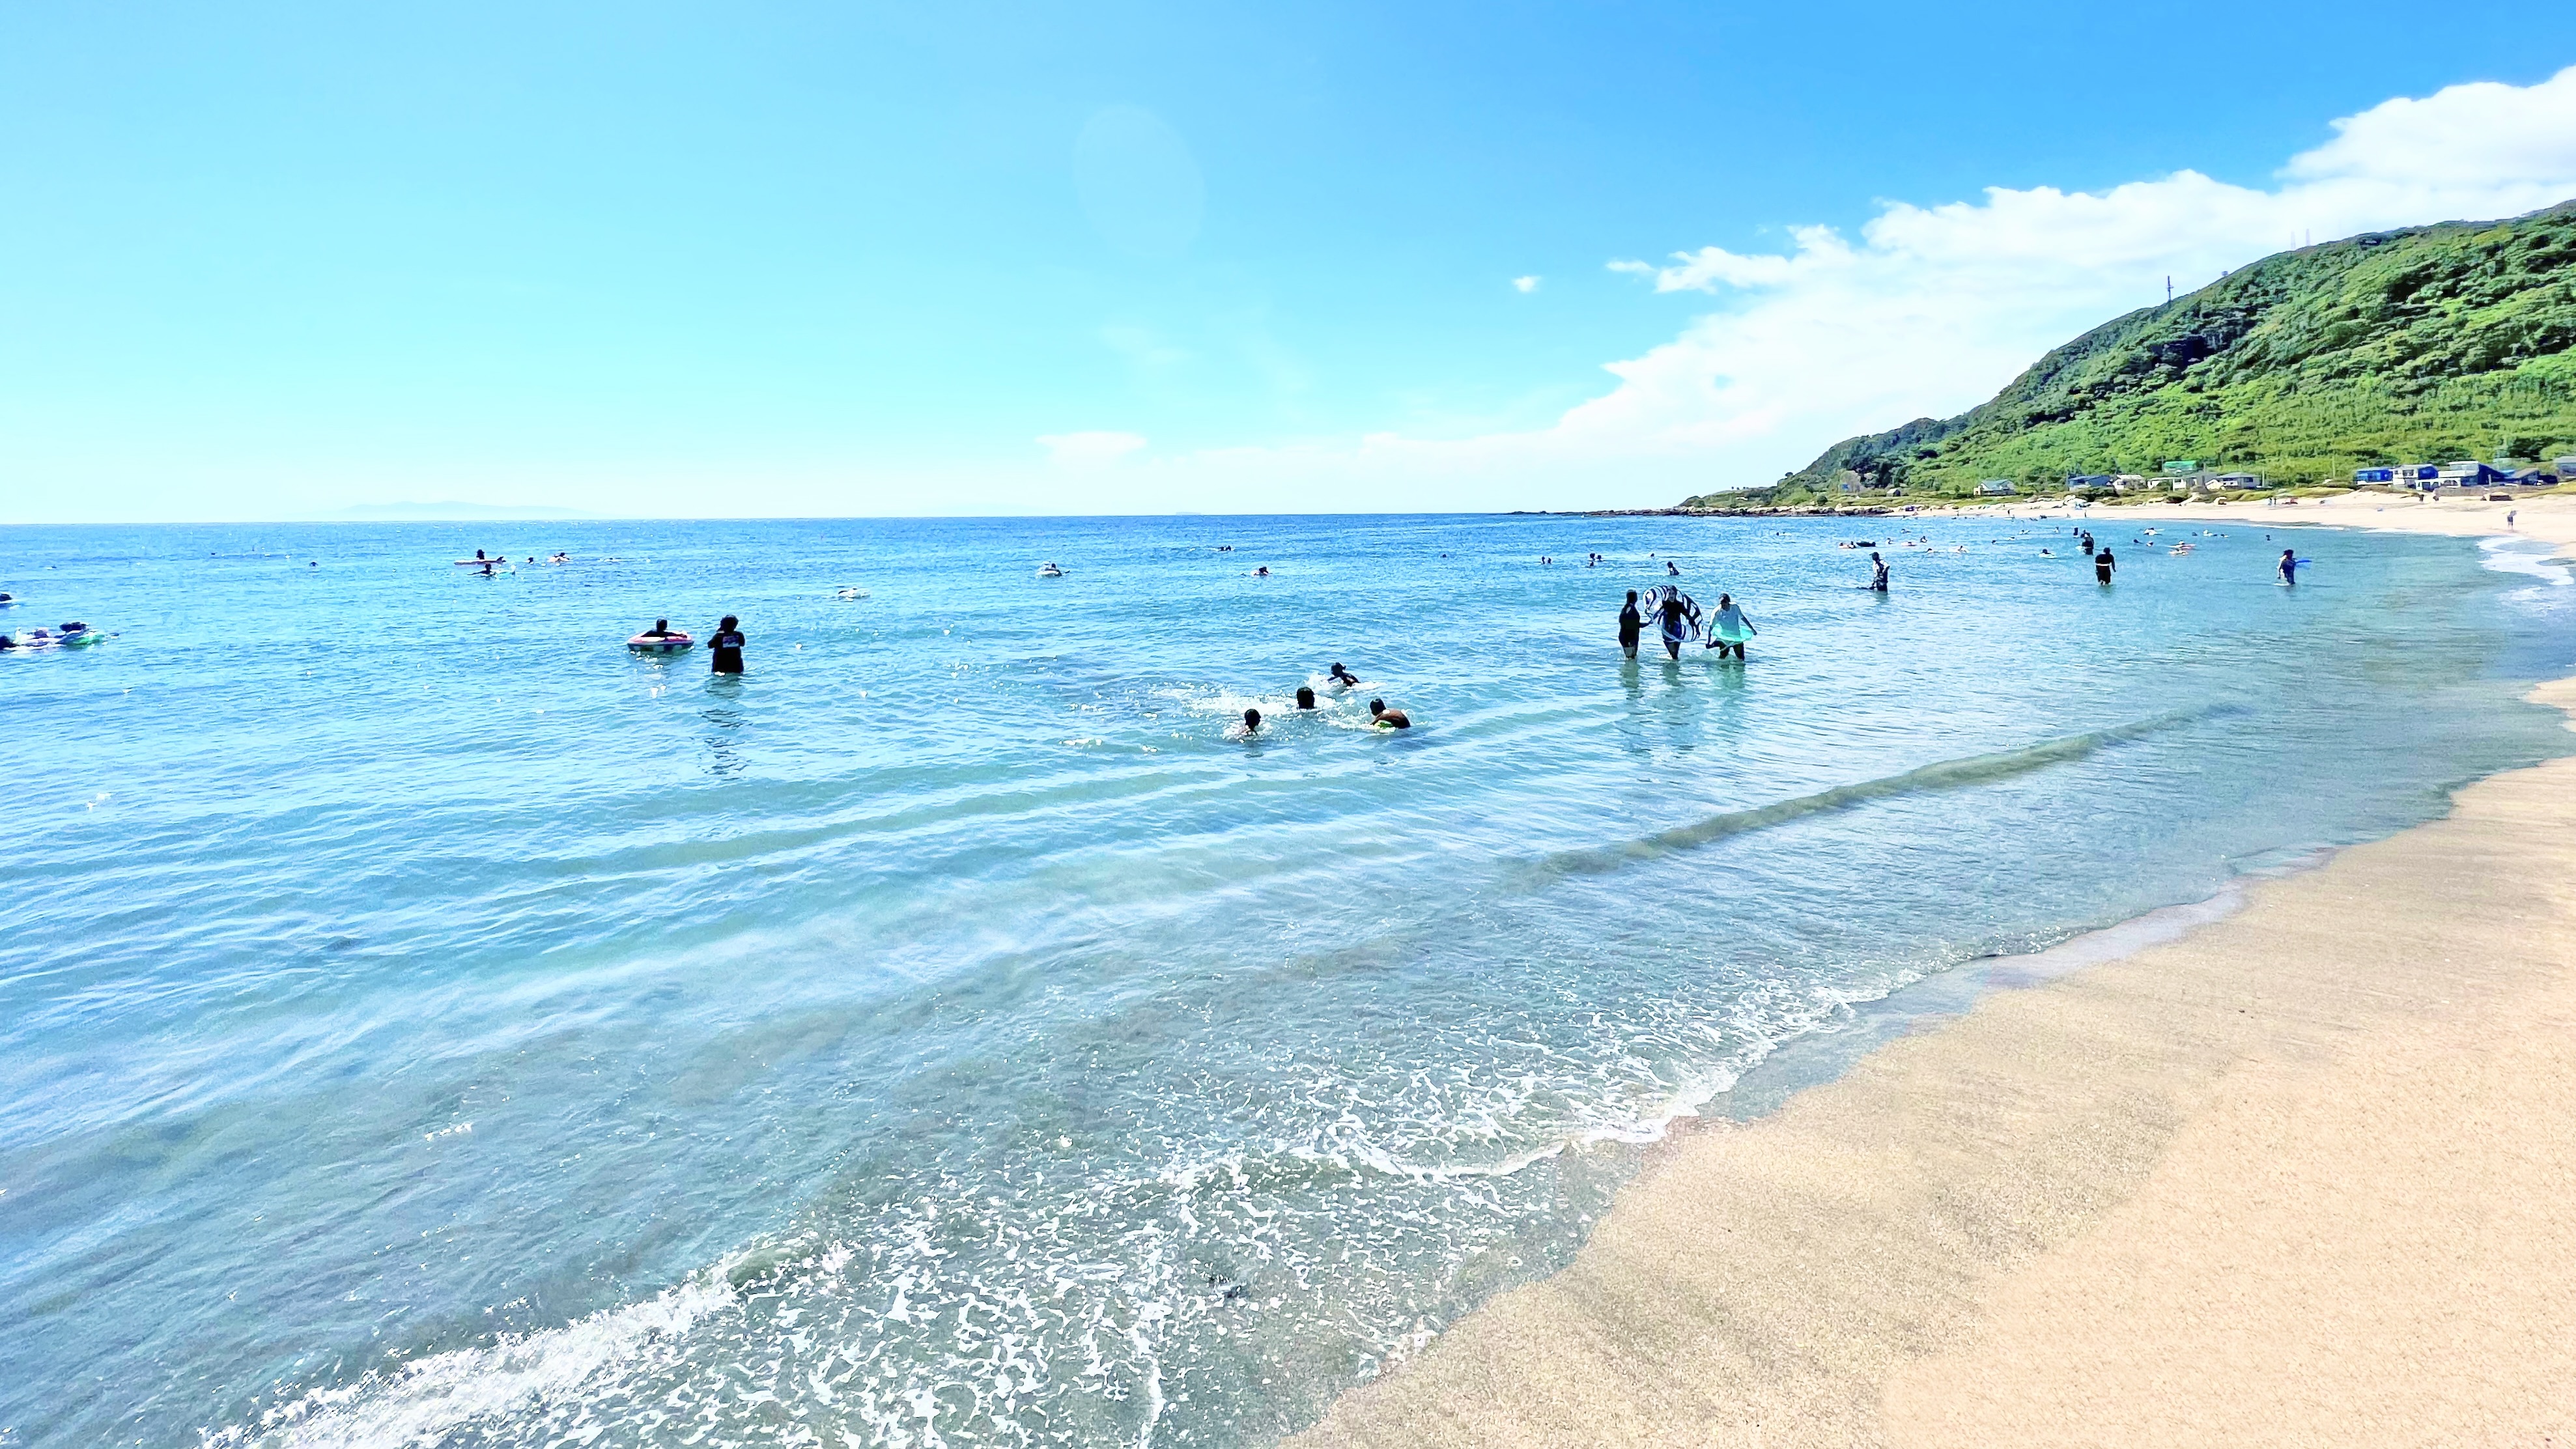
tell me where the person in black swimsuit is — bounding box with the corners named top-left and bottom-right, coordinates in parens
top-left (1618, 590), bottom-right (1643, 660)
top-left (2095, 548), bottom-right (2116, 585)
top-left (709, 615), bottom-right (746, 674)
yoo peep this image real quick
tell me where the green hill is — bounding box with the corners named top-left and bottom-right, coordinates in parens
top-left (1686, 201), bottom-right (2576, 505)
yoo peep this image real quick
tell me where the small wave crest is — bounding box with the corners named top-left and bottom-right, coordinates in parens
top-left (1523, 709), bottom-right (2209, 881)
top-left (199, 1245), bottom-right (772, 1448)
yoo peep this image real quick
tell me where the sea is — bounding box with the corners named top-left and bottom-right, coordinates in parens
top-left (3, 512), bottom-right (2570, 1448)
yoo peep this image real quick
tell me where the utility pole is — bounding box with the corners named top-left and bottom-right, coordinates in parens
top-left (2166, 275), bottom-right (2173, 304)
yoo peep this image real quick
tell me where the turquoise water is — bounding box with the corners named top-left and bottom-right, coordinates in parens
top-left (2, 514), bottom-right (2569, 1448)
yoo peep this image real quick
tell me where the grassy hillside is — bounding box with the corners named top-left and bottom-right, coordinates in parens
top-left (1685, 201), bottom-right (2576, 505)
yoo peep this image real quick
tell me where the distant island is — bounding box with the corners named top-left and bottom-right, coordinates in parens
top-left (1682, 199), bottom-right (2576, 509)
top-left (326, 501), bottom-right (598, 520)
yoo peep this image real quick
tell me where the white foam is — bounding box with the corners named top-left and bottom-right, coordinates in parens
top-left (203, 1248), bottom-right (756, 1448)
top-left (2477, 535), bottom-right (2573, 587)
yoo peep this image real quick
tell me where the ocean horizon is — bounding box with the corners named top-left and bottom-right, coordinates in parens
top-left (5, 513), bottom-right (2571, 1447)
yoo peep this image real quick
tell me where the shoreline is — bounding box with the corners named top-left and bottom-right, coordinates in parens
top-left (1292, 513), bottom-right (2576, 1446)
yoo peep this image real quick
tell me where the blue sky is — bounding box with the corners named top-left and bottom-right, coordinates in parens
top-left (5, 1), bottom-right (2576, 521)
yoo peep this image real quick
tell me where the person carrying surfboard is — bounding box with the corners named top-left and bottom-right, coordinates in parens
top-left (1706, 594), bottom-right (1756, 661)
top-left (1656, 589), bottom-right (1691, 660)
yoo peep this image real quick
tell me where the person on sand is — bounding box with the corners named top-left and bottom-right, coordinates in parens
top-left (1328, 662), bottom-right (1359, 688)
top-left (1368, 699), bottom-right (1411, 729)
top-left (1706, 594), bottom-right (1755, 661)
top-left (1295, 686), bottom-right (1316, 710)
top-left (1656, 589), bottom-right (1690, 660)
top-left (1869, 552), bottom-right (1890, 592)
top-left (709, 615), bottom-right (746, 674)
top-left (1618, 590), bottom-right (1643, 660)
top-left (2095, 548), bottom-right (2117, 585)
top-left (1241, 707), bottom-right (1262, 736)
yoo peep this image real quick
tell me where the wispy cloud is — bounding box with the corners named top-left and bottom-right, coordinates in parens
top-left (1512, 275), bottom-right (1541, 294)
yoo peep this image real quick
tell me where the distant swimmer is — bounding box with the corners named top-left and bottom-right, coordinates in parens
top-left (709, 614), bottom-right (746, 675)
top-left (1665, 561), bottom-right (1681, 576)
top-left (2095, 548), bottom-right (2117, 584)
top-left (641, 617), bottom-right (678, 638)
top-left (1706, 594), bottom-right (1756, 660)
top-left (1869, 552), bottom-right (1890, 591)
top-left (1254, 566), bottom-right (1270, 577)
top-left (1368, 698), bottom-right (1412, 729)
top-left (1295, 686), bottom-right (1317, 710)
top-left (1329, 662), bottom-right (1359, 688)
top-left (1242, 707), bottom-right (1262, 735)
top-left (2278, 548), bottom-right (2299, 584)
top-left (1656, 588), bottom-right (1690, 660)
top-left (1618, 590), bottom-right (1643, 660)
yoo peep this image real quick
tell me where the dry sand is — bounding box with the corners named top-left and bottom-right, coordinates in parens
top-left (1290, 514), bottom-right (2576, 1448)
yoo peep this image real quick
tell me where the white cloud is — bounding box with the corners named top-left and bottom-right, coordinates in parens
top-left (1037, 430), bottom-right (1148, 467)
top-left (1156, 64), bottom-right (2576, 511)
top-left (1512, 275), bottom-right (1542, 293)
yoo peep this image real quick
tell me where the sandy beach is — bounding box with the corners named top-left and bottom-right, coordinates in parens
top-left (1293, 504), bottom-right (2576, 1448)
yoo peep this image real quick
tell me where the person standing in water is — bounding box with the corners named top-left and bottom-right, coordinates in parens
top-left (1656, 589), bottom-right (1691, 659)
top-left (1869, 552), bottom-right (1890, 592)
top-left (709, 615), bottom-right (746, 674)
top-left (2278, 548), bottom-right (2299, 584)
top-left (1618, 590), bottom-right (1643, 660)
top-left (1706, 594), bottom-right (1755, 660)
top-left (2095, 548), bottom-right (2117, 585)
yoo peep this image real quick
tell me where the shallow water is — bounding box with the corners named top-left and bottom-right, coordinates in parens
top-left (2, 513), bottom-right (2568, 1448)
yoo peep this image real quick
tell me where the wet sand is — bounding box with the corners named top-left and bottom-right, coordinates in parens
top-left (1292, 567), bottom-right (2576, 1443)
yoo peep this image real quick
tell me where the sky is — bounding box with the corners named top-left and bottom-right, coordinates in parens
top-left (5, 2), bottom-right (2576, 522)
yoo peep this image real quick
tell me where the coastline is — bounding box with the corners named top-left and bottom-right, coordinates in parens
top-left (1292, 511), bottom-right (2576, 1446)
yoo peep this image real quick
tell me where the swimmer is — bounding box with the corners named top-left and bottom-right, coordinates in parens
top-left (709, 614), bottom-right (746, 675)
top-left (640, 617), bottom-right (677, 638)
top-left (2278, 548), bottom-right (2299, 584)
top-left (1328, 662), bottom-right (1359, 688)
top-left (1368, 698), bottom-right (1411, 729)
top-left (1242, 707), bottom-right (1262, 735)
top-left (1254, 565), bottom-right (1270, 577)
top-left (1869, 552), bottom-right (1890, 591)
top-left (1665, 561), bottom-right (1681, 576)
top-left (1618, 590), bottom-right (1642, 660)
top-left (2095, 547), bottom-right (2116, 584)
top-left (1706, 593), bottom-right (1755, 660)
top-left (1295, 686), bottom-right (1316, 710)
